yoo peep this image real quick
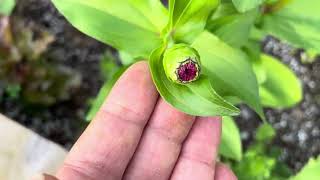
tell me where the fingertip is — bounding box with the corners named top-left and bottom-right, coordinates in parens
top-left (100, 59), bottom-right (158, 121)
top-left (125, 61), bottom-right (150, 78)
top-left (214, 163), bottom-right (237, 180)
top-left (170, 116), bottom-right (222, 180)
top-left (113, 60), bottom-right (152, 90)
top-left (106, 60), bottom-right (156, 105)
top-left (31, 173), bottom-right (58, 180)
top-left (194, 116), bottom-right (222, 145)
top-left (182, 116), bottom-right (222, 161)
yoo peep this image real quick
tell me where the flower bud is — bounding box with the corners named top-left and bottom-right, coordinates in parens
top-left (163, 44), bottom-right (201, 84)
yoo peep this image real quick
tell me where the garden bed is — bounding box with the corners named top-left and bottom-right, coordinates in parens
top-left (0, 0), bottom-right (319, 172)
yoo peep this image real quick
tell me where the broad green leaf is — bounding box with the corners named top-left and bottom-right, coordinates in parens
top-left (119, 51), bottom-right (135, 65)
top-left (242, 40), bottom-right (267, 85)
top-left (210, 1), bottom-right (238, 18)
top-left (219, 116), bottom-right (242, 161)
top-left (232, 0), bottom-right (264, 12)
top-left (261, 0), bottom-right (320, 53)
top-left (86, 66), bottom-right (127, 121)
top-left (192, 31), bottom-right (264, 119)
top-left (255, 123), bottom-right (275, 142)
top-left (131, 0), bottom-right (169, 31)
top-left (291, 157), bottom-right (320, 180)
top-left (0, 0), bottom-right (15, 15)
top-left (52, 0), bottom-right (167, 58)
top-left (207, 3), bottom-right (258, 47)
top-left (252, 59), bottom-right (267, 85)
top-left (249, 26), bottom-right (268, 41)
top-left (149, 46), bottom-right (240, 117)
top-left (259, 54), bottom-right (302, 108)
top-left (166, 0), bottom-right (220, 43)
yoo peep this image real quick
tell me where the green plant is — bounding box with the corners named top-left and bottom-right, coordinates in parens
top-left (52, 0), bottom-right (311, 119)
top-left (228, 123), bottom-right (293, 180)
top-left (291, 156), bottom-right (320, 180)
top-left (226, 123), bottom-right (320, 180)
top-left (0, 13), bottom-right (81, 105)
top-left (219, 116), bottom-right (242, 161)
top-left (0, 0), bottom-right (15, 16)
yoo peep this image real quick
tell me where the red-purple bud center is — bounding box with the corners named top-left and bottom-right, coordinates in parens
top-left (177, 59), bottom-right (199, 83)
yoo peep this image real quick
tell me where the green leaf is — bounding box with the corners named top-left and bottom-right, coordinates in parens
top-left (131, 0), bottom-right (169, 31)
top-left (232, 0), bottom-right (264, 12)
top-left (192, 31), bottom-right (264, 119)
top-left (207, 3), bottom-right (258, 47)
top-left (149, 46), bottom-right (240, 117)
top-left (86, 66), bottom-right (127, 121)
top-left (243, 40), bottom-right (267, 85)
top-left (100, 51), bottom-right (120, 80)
top-left (234, 153), bottom-right (276, 179)
top-left (52, 0), bottom-right (167, 58)
top-left (5, 83), bottom-right (21, 99)
top-left (249, 26), bottom-right (269, 41)
top-left (291, 157), bottom-right (320, 180)
top-left (300, 49), bottom-right (318, 64)
top-left (119, 51), bottom-right (136, 65)
top-left (259, 54), bottom-right (302, 108)
top-left (261, 0), bottom-right (320, 53)
top-left (166, 0), bottom-right (220, 43)
top-left (255, 123), bottom-right (275, 142)
top-left (219, 116), bottom-right (242, 161)
top-left (0, 0), bottom-right (15, 15)
top-left (253, 65), bottom-right (267, 85)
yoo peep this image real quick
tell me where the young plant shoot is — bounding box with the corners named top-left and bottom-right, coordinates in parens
top-left (51, 0), bottom-right (310, 120)
top-left (50, 0), bottom-right (318, 178)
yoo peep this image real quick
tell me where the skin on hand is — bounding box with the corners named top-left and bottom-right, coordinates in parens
top-left (36, 61), bottom-right (237, 180)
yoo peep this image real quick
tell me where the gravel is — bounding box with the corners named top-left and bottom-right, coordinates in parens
top-left (236, 36), bottom-right (320, 171)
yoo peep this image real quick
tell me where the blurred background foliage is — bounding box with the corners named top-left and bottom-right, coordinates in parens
top-left (0, 0), bottom-right (319, 179)
top-left (0, 14), bottom-right (81, 106)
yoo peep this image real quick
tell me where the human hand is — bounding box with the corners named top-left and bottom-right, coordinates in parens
top-left (36, 61), bottom-right (237, 180)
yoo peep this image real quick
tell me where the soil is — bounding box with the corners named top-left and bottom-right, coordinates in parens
top-left (0, 0), bottom-right (108, 149)
top-left (237, 37), bottom-right (320, 171)
top-left (0, 0), bottom-right (319, 172)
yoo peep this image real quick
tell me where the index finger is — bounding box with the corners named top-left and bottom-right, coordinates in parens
top-left (56, 61), bottom-right (159, 180)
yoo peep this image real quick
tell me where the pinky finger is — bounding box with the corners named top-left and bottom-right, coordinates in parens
top-left (214, 163), bottom-right (237, 180)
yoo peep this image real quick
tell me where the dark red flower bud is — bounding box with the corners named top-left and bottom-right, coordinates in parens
top-left (163, 44), bottom-right (201, 84)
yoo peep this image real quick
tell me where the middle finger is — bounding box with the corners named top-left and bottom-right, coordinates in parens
top-left (123, 99), bottom-right (195, 180)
